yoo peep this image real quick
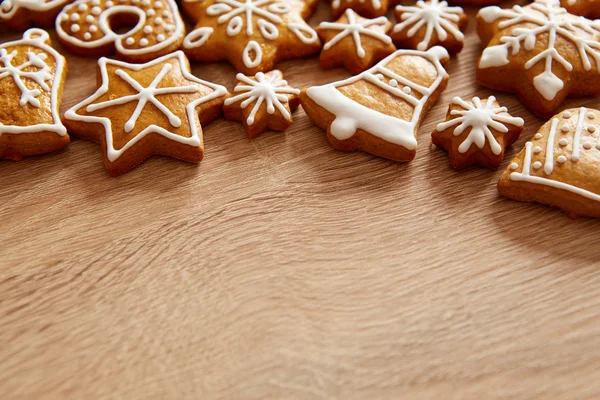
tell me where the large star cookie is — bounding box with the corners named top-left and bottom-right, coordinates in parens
top-left (0, 28), bottom-right (69, 160)
top-left (432, 96), bottom-right (524, 170)
top-left (498, 107), bottom-right (600, 218)
top-left (561, 0), bottom-right (600, 19)
top-left (391, 0), bottom-right (467, 55)
top-left (300, 47), bottom-right (449, 161)
top-left (330, 0), bottom-right (389, 19)
top-left (182, 0), bottom-right (321, 75)
top-left (477, 0), bottom-right (600, 118)
top-left (63, 51), bottom-right (228, 176)
top-left (223, 70), bottom-right (300, 138)
top-left (0, 0), bottom-right (70, 29)
top-left (55, 0), bottom-right (185, 62)
top-left (317, 9), bottom-right (396, 74)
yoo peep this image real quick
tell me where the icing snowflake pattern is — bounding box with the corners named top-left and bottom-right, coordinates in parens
top-left (319, 9), bottom-right (392, 58)
top-left (436, 96), bottom-right (524, 155)
top-left (479, 0), bottom-right (600, 101)
top-left (224, 71), bottom-right (299, 125)
top-left (0, 47), bottom-right (52, 107)
top-left (393, 0), bottom-right (464, 51)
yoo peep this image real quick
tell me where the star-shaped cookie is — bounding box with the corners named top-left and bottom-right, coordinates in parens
top-left (223, 70), bottom-right (300, 138)
top-left (432, 96), bottom-right (524, 170)
top-left (181, 0), bottom-right (321, 75)
top-left (317, 9), bottom-right (396, 74)
top-left (477, 0), bottom-right (600, 117)
top-left (330, 0), bottom-right (389, 19)
top-left (391, 0), bottom-right (467, 54)
top-left (63, 51), bottom-right (228, 176)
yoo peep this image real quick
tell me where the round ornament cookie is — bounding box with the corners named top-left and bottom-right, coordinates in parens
top-left (0, 0), bottom-right (71, 30)
top-left (0, 28), bottom-right (69, 160)
top-left (499, 107), bottom-right (600, 218)
top-left (55, 0), bottom-right (185, 62)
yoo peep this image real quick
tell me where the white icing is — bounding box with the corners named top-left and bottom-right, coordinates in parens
top-left (389, 79), bottom-right (397, 87)
top-left (393, 0), bottom-right (464, 51)
top-left (534, 146), bottom-right (542, 153)
top-left (0, 0), bottom-right (68, 20)
top-left (84, 32), bottom-right (92, 40)
top-left (563, 111), bottom-right (572, 118)
top-left (64, 51), bottom-right (228, 162)
top-left (71, 12), bottom-right (80, 20)
top-left (533, 161), bottom-right (542, 169)
top-left (543, 117), bottom-right (559, 174)
top-left (126, 37), bottom-right (135, 45)
top-left (583, 141), bottom-right (592, 149)
top-left (0, 29), bottom-right (67, 137)
top-left (435, 95), bottom-right (524, 155)
top-left (319, 9), bottom-right (392, 59)
top-left (588, 112), bottom-right (596, 119)
top-left (557, 155), bottom-right (567, 163)
top-left (559, 138), bottom-right (568, 146)
top-left (571, 106), bottom-right (586, 161)
top-left (243, 40), bottom-right (262, 68)
top-left (535, 133), bottom-right (543, 139)
top-left (55, 0), bottom-right (184, 58)
top-left (561, 124), bottom-right (570, 132)
top-left (332, 0), bottom-right (382, 12)
top-left (306, 47), bottom-right (449, 150)
top-left (224, 70), bottom-right (299, 125)
top-left (85, 15), bottom-right (94, 23)
top-left (588, 125), bottom-right (596, 133)
top-left (510, 162), bottom-right (519, 169)
top-left (139, 38), bottom-right (148, 46)
top-left (89, 25), bottom-right (98, 32)
top-left (478, 0), bottom-right (600, 101)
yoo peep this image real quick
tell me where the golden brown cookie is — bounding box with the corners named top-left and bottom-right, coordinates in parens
top-left (561, 0), bottom-right (600, 19)
top-left (477, 0), bottom-right (600, 118)
top-left (498, 107), bottom-right (600, 218)
top-left (182, 0), bottom-right (321, 75)
top-left (301, 46), bottom-right (449, 161)
top-left (391, 0), bottom-right (467, 55)
top-left (63, 51), bottom-right (228, 176)
top-left (0, 28), bottom-right (69, 160)
top-left (55, 0), bottom-right (185, 62)
top-left (317, 9), bottom-right (396, 74)
top-left (0, 0), bottom-right (71, 30)
top-left (432, 96), bottom-right (524, 170)
top-left (223, 70), bottom-right (300, 138)
top-left (330, 0), bottom-right (389, 19)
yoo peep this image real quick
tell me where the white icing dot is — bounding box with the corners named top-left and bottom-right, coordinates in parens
top-left (588, 112), bottom-right (595, 120)
top-left (78, 3), bottom-right (87, 11)
top-left (105, 0), bottom-right (113, 6)
top-left (583, 141), bottom-right (592, 149)
top-left (143, 25), bottom-right (153, 33)
top-left (157, 33), bottom-right (165, 41)
top-left (147, 8), bottom-right (155, 16)
top-left (91, 0), bottom-right (100, 5)
top-left (71, 23), bottom-right (80, 32)
top-left (389, 79), bottom-right (398, 87)
top-left (85, 15), bottom-right (94, 23)
top-left (557, 155), bottom-right (567, 163)
top-left (533, 161), bottom-right (542, 169)
top-left (402, 86), bottom-right (411, 94)
top-left (154, 0), bottom-right (162, 7)
top-left (70, 12), bottom-right (80, 21)
top-left (141, 0), bottom-right (149, 5)
top-left (534, 133), bottom-right (543, 139)
top-left (510, 162), bottom-right (519, 170)
top-left (561, 124), bottom-right (570, 132)
top-left (126, 37), bottom-right (135, 45)
top-left (162, 10), bottom-right (170, 17)
top-left (84, 32), bottom-right (92, 40)
top-left (91, 6), bottom-right (101, 14)
top-left (1, 1), bottom-right (11, 11)
top-left (89, 25), bottom-right (98, 32)
top-left (533, 146), bottom-right (542, 153)
top-left (61, 13), bottom-right (68, 21)
top-left (154, 17), bottom-right (163, 24)
top-left (559, 138), bottom-right (568, 146)
top-left (587, 125), bottom-right (596, 133)
top-left (140, 38), bottom-right (149, 46)
top-left (563, 111), bottom-right (572, 119)
top-left (375, 73), bottom-right (383, 80)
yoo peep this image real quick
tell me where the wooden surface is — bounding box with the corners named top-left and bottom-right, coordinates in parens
top-left (2, 2), bottom-right (600, 399)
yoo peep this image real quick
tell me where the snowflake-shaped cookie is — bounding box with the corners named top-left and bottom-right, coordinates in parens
top-left (432, 96), bottom-right (524, 169)
top-left (182, 0), bottom-right (321, 74)
top-left (391, 0), bottom-right (467, 54)
top-left (223, 70), bottom-right (300, 138)
top-left (317, 9), bottom-right (396, 74)
top-left (63, 51), bottom-right (228, 175)
top-left (330, 0), bottom-right (388, 19)
top-left (0, 0), bottom-right (70, 30)
top-left (477, 0), bottom-right (600, 117)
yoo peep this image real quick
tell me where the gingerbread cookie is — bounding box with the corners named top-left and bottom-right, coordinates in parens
top-left (330, 0), bottom-right (389, 19)
top-left (498, 107), bottom-right (600, 218)
top-left (0, 0), bottom-right (70, 30)
top-left (301, 47), bottom-right (449, 161)
top-left (477, 0), bottom-right (600, 118)
top-left (317, 9), bottom-right (396, 74)
top-left (432, 96), bottom-right (524, 169)
top-left (182, 0), bottom-right (321, 75)
top-left (55, 0), bottom-right (185, 62)
top-left (392, 0), bottom-right (467, 55)
top-left (561, 0), bottom-right (600, 19)
top-left (63, 51), bottom-right (228, 176)
top-left (1, 29), bottom-right (69, 160)
top-left (223, 70), bottom-right (299, 138)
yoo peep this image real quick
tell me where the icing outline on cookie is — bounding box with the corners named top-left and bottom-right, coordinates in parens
top-left (0, 0), bottom-right (67, 19)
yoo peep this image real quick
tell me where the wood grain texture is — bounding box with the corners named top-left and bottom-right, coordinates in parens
top-left (2, 2), bottom-right (600, 399)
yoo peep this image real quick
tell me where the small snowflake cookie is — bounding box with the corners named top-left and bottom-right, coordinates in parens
top-left (0, 29), bottom-right (69, 160)
top-left (0, 0), bottom-right (71, 30)
top-left (223, 70), bottom-right (300, 138)
top-left (477, 0), bottom-right (600, 118)
top-left (561, 0), bottom-right (600, 19)
top-left (63, 51), bottom-right (228, 176)
top-left (181, 0), bottom-right (321, 75)
top-left (300, 46), bottom-right (450, 161)
top-left (498, 107), bottom-right (600, 218)
top-left (391, 0), bottom-right (467, 55)
top-left (330, 0), bottom-right (389, 19)
top-left (432, 96), bottom-right (524, 170)
top-left (55, 0), bottom-right (185, 62)
top-left (317, 9), bottom-right (396, 74)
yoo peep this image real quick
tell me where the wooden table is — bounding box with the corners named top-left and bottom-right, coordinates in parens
top-left (2, 2), bottom-right (600, 399)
